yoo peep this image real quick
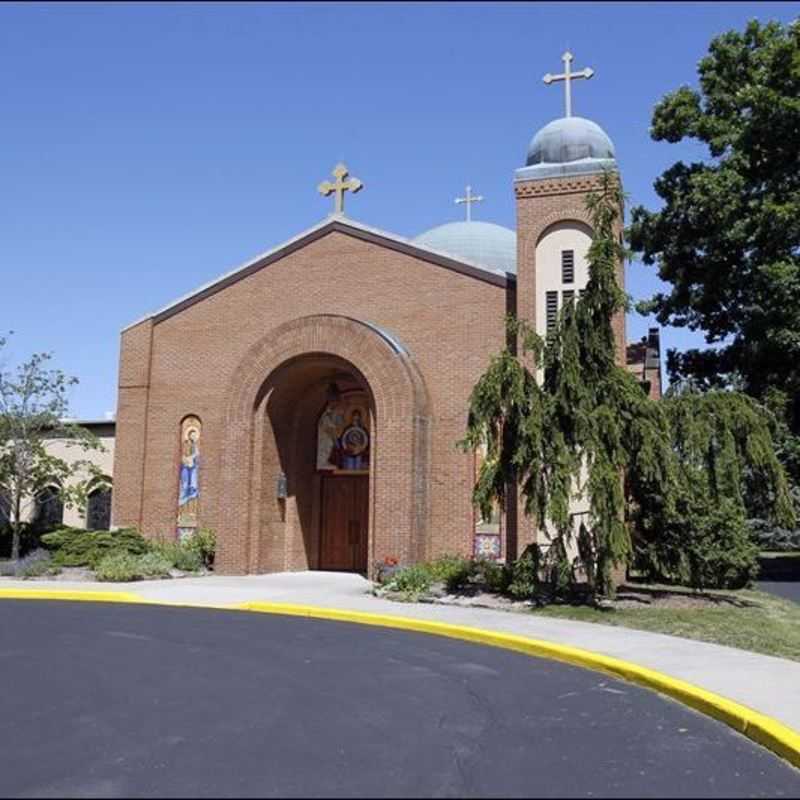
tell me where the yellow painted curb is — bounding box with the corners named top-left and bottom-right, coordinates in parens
top-left (238, 601), bottom-right (800, 770)
top-left (2, 589), bottom-right (799, 770)
top-left (0, 588), bottom-right (144, 604)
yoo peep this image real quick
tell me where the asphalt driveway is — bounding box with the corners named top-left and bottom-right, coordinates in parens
top-left (0, 600), bottom-right (797, 798)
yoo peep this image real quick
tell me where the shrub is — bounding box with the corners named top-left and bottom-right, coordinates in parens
top-left (150, 540), bottom-right (202, 572)
top-left (42, 527), bottom-right (149, 568)
top-left (184, 527), bottom-right (216, 569)
top-left (683, 503), bottom-right (760, 590)
top-left (95, 551), bottom-right (141, 582)
top-left (389, 565), bottom-right (432, 599)
top-left (748, 518), bottom-right (800, 552)
top-left (507, 546), bottom-right (541, 600)
top-left (478, 559), bottom-right (511, 594)
top-left (15, 548), bottom-right (59, 578)
top-left (134, 552), bottom-right (173, 578)
top-left (426, 555), bottom-right (474, 592)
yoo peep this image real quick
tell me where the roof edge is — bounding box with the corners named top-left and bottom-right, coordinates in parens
top-left (122, 215), bottom-right (513, 333)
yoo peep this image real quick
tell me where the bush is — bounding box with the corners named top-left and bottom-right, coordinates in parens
top-left (42, 527), bottom-right (149, 568)
top-left (426, 555), bottom-right (474, 592)
top-left (479, 559), bottom-right (511, 594)
top-left (150, 540), bottom-right (203, 572)
top-left (389, 565), bottom-right (432, 599)
top-left (748, 518), bottom-right (800, 552)
top-left (183, 527), bottom-right (216, 569)
top-left (95, 551), bottom-right (141, 582)
top-left (135, 552), bottom-right (173, 578)
top-left (507, 546), bottom-right (541, 600)
top-left (683, 503), bottom-right (760, 590)
top-left (15, 548), bottom-right (59, 578)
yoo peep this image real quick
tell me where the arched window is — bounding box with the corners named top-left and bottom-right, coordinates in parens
top-left (86, 482), bottom-right (112, 531)
top-left (177, 416), bottom-right (201, 538)
top-left (33, 485), bottom-right (64, 533)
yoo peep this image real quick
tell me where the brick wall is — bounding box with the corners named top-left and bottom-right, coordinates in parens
top-left (113, 226), bottom-right (509, 573)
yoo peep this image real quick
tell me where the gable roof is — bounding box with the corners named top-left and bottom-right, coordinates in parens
top-left (123, 214), bottom-right (515, 331)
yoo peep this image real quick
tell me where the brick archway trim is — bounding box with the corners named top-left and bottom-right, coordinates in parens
top-left (219, 314), bottom-right (430, 574)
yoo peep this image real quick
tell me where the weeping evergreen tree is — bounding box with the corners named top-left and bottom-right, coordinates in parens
top-left (462, 171), bottom-right (794, 598)
top-left (462, 172), bottom-right (672, 598)
top-left (634, 386), bottom-right (795, 589)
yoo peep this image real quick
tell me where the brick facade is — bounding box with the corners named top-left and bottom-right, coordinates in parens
top-left (112, 223), bottom-right (510, 574)
top-left (112, 173), bottom-right (638, 576)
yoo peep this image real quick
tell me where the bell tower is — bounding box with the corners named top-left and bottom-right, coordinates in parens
top-left (515, 52), bottom-right (625, 361)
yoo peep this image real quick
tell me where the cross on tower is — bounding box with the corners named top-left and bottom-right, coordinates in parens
top-left (318, 162), bottom-right (363, 215)
top-left (543, 51), bottom-right (594, 118)
top-left (454, 185), bottom-right (484, 222)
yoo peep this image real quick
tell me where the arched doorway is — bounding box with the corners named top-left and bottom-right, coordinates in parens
top-left (220, 315), bottom-right (430, 576)
top-left (260, 353), bottom-right (374, 574)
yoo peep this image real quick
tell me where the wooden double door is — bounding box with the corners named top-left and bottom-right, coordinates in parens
top-left (319, 475), bottom-right (369, 572)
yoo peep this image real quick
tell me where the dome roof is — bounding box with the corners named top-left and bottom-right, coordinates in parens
top-left (413, 220), bottom-right (516, 274)
top-left (526, 116), bottom-right (615, 166)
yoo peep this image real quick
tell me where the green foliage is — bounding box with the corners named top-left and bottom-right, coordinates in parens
top-left (424, 554), bottom-right (473, 590)
top-left (464, 169), bottom-right (795, 596)
top-left (507, 546), bottom-right (541, 600)
top-left (388, 565), bottom-right (431, 599)
top-left (134, 552), bottom-right (174, 579)
top-left (94, 551), bottom-right (141, 582)
top-left (627, 20), bottom-right (800, 422)
top-left (15, 548), bottom-right (59, 578)
top-left (183, 527), bottom-right (216, 569)
top-left (150, 539), bottom-right (203, 572)
top-left (632, 388), bottom-right (794, 588)
top-left (684, 503), bottom-right (759, 590)
top-left (42, 526), bottom-right (149, 567)
top-left (463, 172), bottom-right (643, 597)
top-left (0, 337), bottom-right (104, 561)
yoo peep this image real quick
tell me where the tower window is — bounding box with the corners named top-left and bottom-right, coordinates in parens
top-left (561, 250), bottom-right (575, 284)
top-left (546, 291), bottom-right (559, 334)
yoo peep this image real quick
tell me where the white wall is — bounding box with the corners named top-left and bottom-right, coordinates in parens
top-left (534, 220), bottom-right (593, 340)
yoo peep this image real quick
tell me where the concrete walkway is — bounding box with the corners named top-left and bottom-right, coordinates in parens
top-left (3, 571), bottom-right (800, 734)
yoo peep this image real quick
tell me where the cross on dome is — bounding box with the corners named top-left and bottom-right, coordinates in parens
top-left (543, 51), bottom-right (594, 118)
top-left (318, 163), bottom-right (363, 215)
top-left (454, 185), bottom-right (484, 222)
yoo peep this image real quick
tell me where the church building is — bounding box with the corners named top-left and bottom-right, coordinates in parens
top-left (111, 53), bottom-right (662, 576)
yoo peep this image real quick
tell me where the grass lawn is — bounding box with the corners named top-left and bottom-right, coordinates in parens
top-left (533, 589), bottom-right (800, 662)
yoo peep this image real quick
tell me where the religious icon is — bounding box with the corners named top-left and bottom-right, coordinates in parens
top-left (177, 416), bottom-right (201, 536)
top-left (317, 393), bottom-right (370, 473)
top-left (316, 402), bottom-right (345, 470)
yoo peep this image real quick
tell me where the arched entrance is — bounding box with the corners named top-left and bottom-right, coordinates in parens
top-left (260, 353), bottom-right (374, 573)
top-left (220, 315), bottom-right (430, 576)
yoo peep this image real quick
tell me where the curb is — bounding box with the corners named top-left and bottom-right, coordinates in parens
top-left (0, 588), bottom-right (143, 604)
top-left (2, 589), bottom-right (799, 769)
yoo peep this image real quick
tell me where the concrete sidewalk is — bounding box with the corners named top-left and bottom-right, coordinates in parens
top-left (2, 570), bottom-right (799, 733)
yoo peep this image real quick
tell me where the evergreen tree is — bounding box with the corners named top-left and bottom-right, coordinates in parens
top-left (462, 172), bottom-right (668, 597)
top-left (463, 172), bottom-right (795, 597)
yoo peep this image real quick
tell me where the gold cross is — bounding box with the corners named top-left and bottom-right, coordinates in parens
top-left (318, 163), bottom-right (363, 215)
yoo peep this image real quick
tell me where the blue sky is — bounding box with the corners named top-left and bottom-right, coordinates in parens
top-left (0, 2), bottom-right (796, 418)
